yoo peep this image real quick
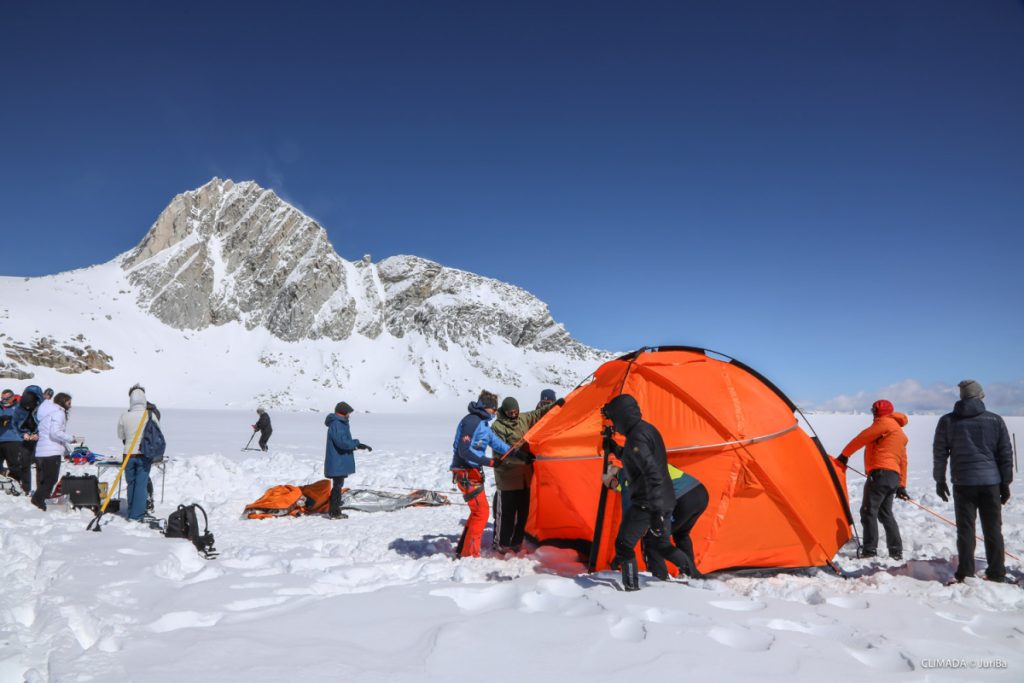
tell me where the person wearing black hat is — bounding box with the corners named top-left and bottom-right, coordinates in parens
top-left (324, 401), bottom-right (372, 519)
top-left (491, 394), bottom-right (564, 552)
top-left (450, 390), bottom-right (515, 557)
top-left (933, 380), bottom-right (1014, 583)
top-left (536, 389), bottom-right (558, 410)
top-left (601, 393), bottom-right (690, 591)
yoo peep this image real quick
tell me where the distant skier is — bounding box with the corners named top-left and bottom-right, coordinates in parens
top-left (836, 399), bottom-right (909, 560)
top-left (933, 380), bottom-right (1013, 583)
top-left (450, 390), bottom-right (514, 557)
top-left (324, 402), bottom-right (372, 519)
top-left (601, 394), bottom-right (691, 591)
top-left (536, 388), bottom-right (557, 410)
top-left (491, 395), bottom-right (562, 552)
top-left (33, 392), bottom-right (80, 511)
top-left (253, 407), bottom-right (273, 452)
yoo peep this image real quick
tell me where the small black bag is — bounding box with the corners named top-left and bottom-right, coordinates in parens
top-left (164, 503), bottom-right (218, 559)
top-left (60, 474), bottom-right (101, 510)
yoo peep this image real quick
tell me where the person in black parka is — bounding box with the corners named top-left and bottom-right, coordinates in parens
top-left (601, 393), bottom-right (690, 591)
top-left (253, 408), bottom-right (272, 452)
top-left (933, 379), bottom-right (1014, 583)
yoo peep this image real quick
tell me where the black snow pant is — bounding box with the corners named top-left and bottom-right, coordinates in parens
top-left (0, 441), bottom-right (21, 478)
top-left (30, 455), bottom-right (61, 511)
top-left (860, 468), bottom-right (902, 556)
top-left (492, 488), bottom-right (530, 550)
top-left (644, 484), bottom-right (709, 579)
top-left (952, 484), bottom-right (1005, 582)
top-left (7, 442), bottom-right (35, 493)
top-left (329, 476), bottom-right (346, 517)
top-left (614, 505), bottom-right (692, 576)
top-left (258, 428), bottom-right (272, 451)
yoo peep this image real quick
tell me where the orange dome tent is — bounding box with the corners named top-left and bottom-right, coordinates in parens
top-left (523, 347), bottom-right (853, 575)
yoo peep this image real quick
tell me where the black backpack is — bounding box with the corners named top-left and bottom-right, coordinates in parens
top-left (165, 503), bottom-right (218, 559)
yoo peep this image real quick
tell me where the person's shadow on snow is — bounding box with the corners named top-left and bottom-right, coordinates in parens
top-left (389, 533), bottom-right (461, 559)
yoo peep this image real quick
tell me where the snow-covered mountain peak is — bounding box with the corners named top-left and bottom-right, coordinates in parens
top-left (0, 179), bottom-right (606, 408)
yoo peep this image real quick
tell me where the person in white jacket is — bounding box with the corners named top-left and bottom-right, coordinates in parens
top-left (118, 386), bottom-right (158, 521)
top-left (31, 392), bottom-right (80, 510)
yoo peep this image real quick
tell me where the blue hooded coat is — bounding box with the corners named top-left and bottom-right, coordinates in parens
top-left (324, 413), bottom-right (361, 477)
top-left (450, 401), bottom-right (513, 471)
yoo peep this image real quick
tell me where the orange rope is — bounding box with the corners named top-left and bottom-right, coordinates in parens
top-left (844, 463), bottom-right (1021, 564)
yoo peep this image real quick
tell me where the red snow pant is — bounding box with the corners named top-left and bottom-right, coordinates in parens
top-left (453, 468), bottom-right (488, 558)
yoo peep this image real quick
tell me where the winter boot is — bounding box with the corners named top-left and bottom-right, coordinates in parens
top-left (620, 558), bottom-right (640, 592)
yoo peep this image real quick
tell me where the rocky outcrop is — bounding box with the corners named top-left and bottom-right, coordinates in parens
top-left (122, 179), bottom-right (604, 365)
top-left (2, 336), bottom-right (114, 375)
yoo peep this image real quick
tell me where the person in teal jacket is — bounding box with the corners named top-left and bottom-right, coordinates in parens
top-left (324, 401), bottom-right (372, 519)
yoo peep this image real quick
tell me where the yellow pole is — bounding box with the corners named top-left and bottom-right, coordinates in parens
top-left (97, 411), bottom-right (149, 515)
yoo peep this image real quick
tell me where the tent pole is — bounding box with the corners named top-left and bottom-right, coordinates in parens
top-left (587, 348), bottom-right (645, 571)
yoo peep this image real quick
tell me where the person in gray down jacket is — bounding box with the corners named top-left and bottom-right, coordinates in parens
top-left (933, 379), bottom-right (1014, 583)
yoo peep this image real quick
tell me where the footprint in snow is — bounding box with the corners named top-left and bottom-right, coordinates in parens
top-left (608, 615), bottom-right (646, 642)
top-left (708, 625), bottom-right (775, 651)
top-left (843, 643), bottom-right (915, 672)
top-left (430, 583), bottom-right (519, 614)
top-left (147, 611), bottom-right (223, 633)
top-left (825, 596), bottom-right (869, 609)
top-left (709, 598), bottom-right (767, 611)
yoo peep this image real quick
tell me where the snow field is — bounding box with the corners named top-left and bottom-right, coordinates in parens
top-left (1, 409), bottom-right (1022, 682)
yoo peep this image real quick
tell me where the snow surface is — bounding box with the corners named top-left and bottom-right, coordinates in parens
top-left (1, 410), bottom-right (1022, 682)
top-left (0, 256), bottom-right (597, 412)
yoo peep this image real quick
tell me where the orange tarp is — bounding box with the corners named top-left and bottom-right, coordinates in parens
top-left (524, 348), bottom-right (852, 574)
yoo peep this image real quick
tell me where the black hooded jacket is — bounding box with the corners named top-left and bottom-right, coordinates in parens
top-left (933, 398), bottom-right (1013, 487)
top-left (602, 394), bottom-right (676, 514)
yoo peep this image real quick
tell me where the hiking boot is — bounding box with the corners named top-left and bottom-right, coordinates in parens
top-left (620, 558), bottom-right (640, 592)
top-left (329, 512), bottom-right (348, 520)
top-left (983, 574), bottom-right (1012, 584)
top-left (889, 550), bottom-right (903, 561)
top-left (859, 549), bottom-right (877, 559)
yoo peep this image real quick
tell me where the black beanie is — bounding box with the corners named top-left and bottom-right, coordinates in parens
top-left (501, 397), bottom-right (519, 414)
top-left (478, 391), bottom-right (498, 410)
top-left (335, 401), bottom-right (354, 415)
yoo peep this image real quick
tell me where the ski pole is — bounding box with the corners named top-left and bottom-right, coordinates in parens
top-left (843, 463), bottom-right (1021, 564)
top-left (242, 431), bottom-right (256, 451)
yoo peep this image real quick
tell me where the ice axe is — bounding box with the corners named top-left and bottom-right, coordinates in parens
top-left (242, 431), bottom-right (257, 451)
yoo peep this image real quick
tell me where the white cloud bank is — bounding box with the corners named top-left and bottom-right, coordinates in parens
top-left (806, 378), bottom-right (1024, 416)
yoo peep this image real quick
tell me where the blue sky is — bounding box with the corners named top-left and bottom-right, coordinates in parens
top-left (2, 1), bottom-right (1023, 411)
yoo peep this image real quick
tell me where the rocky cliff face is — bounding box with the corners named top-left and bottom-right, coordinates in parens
top-left (123, 178), bottom-right (601, 362)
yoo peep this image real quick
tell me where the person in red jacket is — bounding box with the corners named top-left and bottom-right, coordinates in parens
top-left (837, 399), bottom-right (910, 560)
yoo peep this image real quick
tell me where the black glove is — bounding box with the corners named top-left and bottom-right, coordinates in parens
top-left (518, 443), bottom-right (536, 463)
top-left (1000, 483), bottom-right (1011, 505)
top-left (936, 481), bottom-right (950, 502)
top-left (357, 443), bottom-right (372, 452)
top-left (649, 513), bottom-right (666, 537)
top-left (555, 397), bottom-right (565, 407)
top-left (895, 487), bottom-right (910, 501)
top-left (836, 455), bottom-right (849, 467)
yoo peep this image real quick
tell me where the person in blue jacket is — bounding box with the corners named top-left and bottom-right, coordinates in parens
top-left (450, 390), bottom-right (515, 557)
top-left (0, 389), bottom-right (22, 483)
top-left (324, 401), bottom-right (372, 519)
top-left (9, 385), bottom-right (44, 494)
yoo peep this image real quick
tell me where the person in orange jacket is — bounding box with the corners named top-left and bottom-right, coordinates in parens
top-left (837, 399), bottom-right (910, 560)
